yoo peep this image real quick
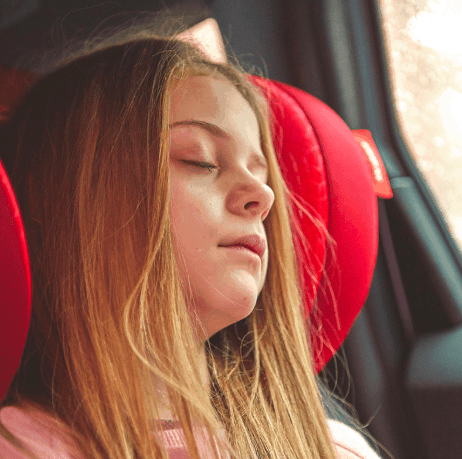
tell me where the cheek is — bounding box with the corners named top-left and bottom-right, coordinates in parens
top-left (170, 184), bottom-right (209, 235)
top-left (169, 177), bottom-right (195, 226)
top-left (169, 177), bottom-right (217, 264)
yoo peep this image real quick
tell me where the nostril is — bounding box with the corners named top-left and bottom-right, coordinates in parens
top-left (244, 201), bottom-right (258, 210)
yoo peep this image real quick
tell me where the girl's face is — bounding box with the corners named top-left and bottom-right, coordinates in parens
top-left (168, 75), bottom-right (274, 341)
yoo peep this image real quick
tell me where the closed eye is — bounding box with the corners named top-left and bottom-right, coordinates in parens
top-left (182, 160), bottom-right (218, 173)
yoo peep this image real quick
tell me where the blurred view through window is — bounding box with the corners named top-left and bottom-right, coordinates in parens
top-left (378, 0), bottom-right (462, 250)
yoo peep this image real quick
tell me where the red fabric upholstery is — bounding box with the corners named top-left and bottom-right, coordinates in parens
top-left (0, 67), bottom-right (390, 400)
top-left (249, 76), bottom-right (386, 374)
top-left (0, 149), bottom-right (32, 401)
top-left (0, 66), bottom-right (35, 401)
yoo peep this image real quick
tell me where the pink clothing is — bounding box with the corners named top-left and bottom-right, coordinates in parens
top-left (0, 406), bottom-right (381, 458)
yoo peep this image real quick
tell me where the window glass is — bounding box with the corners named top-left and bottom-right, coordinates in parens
top-left (378, 0), bottom-right (462, 250)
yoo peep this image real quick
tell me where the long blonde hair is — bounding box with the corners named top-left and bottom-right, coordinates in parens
top-left (0, 13), bottom-right (385, 459)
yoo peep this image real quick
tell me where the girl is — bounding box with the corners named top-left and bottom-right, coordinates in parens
top-left (0, 16), bottom-right (386, 459)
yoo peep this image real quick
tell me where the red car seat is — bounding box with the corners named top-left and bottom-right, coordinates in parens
top-left (0, 65), bottom-right (393, 401)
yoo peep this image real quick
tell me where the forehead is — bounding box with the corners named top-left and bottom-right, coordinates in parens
top-left (169, 75), bottom-right (261, 148)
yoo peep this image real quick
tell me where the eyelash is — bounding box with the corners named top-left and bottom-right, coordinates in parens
top-left (183, 161), bottom-right (268, 185)
top-left (184, 160), bottom-right (218, 173)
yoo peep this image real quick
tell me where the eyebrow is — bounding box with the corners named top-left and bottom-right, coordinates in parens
top-left (169, 120), bottom-right (269, 174)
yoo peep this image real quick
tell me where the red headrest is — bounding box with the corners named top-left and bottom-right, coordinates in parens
top-left (249, 75), bottom-right (392, 373)
top-left (0, 68), bottom-right (392, 401)
top-left (0, 148), bottom-right (32, 402)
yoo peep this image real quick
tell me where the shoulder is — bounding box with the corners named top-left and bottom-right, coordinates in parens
top-left (326, 419), bottom-right (382, 459)
top-left (0, 406), bottom-right (82, 459)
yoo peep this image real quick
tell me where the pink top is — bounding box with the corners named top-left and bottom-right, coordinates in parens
top-left (0, 406), bottom-right (381, 458)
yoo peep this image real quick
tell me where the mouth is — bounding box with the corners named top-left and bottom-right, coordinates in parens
top-left (219, 245), bottom-right (261, 262)
top-left (218, 234), bottom-right (266, 259)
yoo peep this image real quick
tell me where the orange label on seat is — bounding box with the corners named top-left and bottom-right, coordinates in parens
top-left (351, 129), bottom-right (393, 199)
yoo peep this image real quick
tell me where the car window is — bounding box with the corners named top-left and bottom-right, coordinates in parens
top-left (378, 0), bottom-right (462, 253)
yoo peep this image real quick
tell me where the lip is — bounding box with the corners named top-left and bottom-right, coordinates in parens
top-left (218, 234), bottom-right (266, 259)
top-left (221, 245), bottom-right (262, 262)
